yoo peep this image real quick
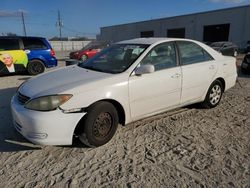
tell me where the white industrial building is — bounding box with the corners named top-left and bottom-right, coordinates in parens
top-left (98, 5), bottom-right (250, 49)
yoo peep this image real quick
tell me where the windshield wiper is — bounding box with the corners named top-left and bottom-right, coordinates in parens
top-left (79, 65), bottom-right (109, 73)
top-left (80, 65), bottom-right (118, 74)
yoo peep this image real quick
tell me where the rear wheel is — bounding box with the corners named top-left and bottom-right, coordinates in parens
top-left (201, 80), bottom-right (223, 108)
top-left (27, 60), bottom-right (45, 75)
top-left (78, 101), bottom-right (118, 147)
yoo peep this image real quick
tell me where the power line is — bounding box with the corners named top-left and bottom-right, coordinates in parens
top-left (0, 10), bottom-right (19, 17)
top-left (1, 10), bottom-right (98, 38)
top-left (63, 26), bottom-right (97, 36)
top-left (0, 10), bottom-right (27, 36)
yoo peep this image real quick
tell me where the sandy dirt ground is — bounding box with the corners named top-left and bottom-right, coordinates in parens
top-left (0, 55), bottom-right (249, 187)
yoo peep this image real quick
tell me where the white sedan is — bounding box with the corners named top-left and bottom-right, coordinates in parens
top-left (11, 38), bottom-right (237, 147)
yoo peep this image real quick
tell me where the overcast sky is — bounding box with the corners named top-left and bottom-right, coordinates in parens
top-left (1, 0), bottom-right (249, 39)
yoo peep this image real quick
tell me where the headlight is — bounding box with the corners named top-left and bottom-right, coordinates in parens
top-left (25, 94), bottom-right (72, 111)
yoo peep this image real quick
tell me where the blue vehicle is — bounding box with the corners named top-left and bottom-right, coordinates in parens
top-left (0, 36), bottom-right (57, 75)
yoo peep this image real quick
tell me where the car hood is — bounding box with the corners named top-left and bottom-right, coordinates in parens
top-left (19, 66), bottom-right (114, 98)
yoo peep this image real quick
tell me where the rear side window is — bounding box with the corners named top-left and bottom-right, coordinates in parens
top-left (0, 39), bottom-right (20, 51)
top-left (23, 38), bottom-right (48, 50)
top-left (177, 41), bottom-right (213, 65)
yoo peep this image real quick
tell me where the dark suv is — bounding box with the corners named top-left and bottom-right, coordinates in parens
top-left (246, 41), bottom-right (250, 53)
top-left (0, 36), bottom-right (57, 75)
top-left (241, 53), bottom-right (250, 73)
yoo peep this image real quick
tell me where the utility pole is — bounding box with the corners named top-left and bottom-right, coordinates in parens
top-left (57, 10), bottom-right (63, 39)
top-left (56, 10), bottom-right (63, 50)
top-left (21, 11), bottom-right (27, 36)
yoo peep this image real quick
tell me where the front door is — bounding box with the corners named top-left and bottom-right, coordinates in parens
top-left (128, 42), bottom-right (182, 120)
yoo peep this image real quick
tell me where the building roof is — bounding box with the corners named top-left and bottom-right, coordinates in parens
top-left (101, 4), bottom-right (250, 29)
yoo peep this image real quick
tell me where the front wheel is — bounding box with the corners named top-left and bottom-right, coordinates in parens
top-left (78, 101), bottom-right (118, 147)
top-left (233, 50), bottom-right (238, 57)
top-left (201, 80), bottom-right (223, 108)
top-left (27, 60), bottom-right (45, 75)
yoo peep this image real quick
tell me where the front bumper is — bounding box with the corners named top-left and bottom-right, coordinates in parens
top-left (11, 94), bottom-right (85, 145)
top-left (69, 53), bottom-right (78, 60)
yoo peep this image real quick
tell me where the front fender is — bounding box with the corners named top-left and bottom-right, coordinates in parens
top-left (60, 83), bottom-right (132, 124)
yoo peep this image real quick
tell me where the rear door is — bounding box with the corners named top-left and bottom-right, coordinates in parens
top-left (176, 41), bottom-right (217, 104)
top-left (22, 38), bottom-right (49, 62)
top-left (0, 38), bottom-right (28, 75)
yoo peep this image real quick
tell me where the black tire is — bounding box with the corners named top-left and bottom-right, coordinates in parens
top-left (79, 101), bottom-right (118, 147)
top-left (81, 54), bottom-right (88, 61)
top-left (241, 67), bottom-right (248, 74)
top-left (201, 80), bottom-right (223, 109)
top-left (27, 60), bottom-right (45, 75)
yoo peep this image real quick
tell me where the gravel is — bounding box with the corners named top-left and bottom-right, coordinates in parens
top-left (0, 60), bottom-right (249, 187)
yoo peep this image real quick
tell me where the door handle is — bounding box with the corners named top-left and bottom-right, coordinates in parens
top-left (171, 73), bottom-right (181, 78)
top-left (24, 49), bottom-right (31, 54)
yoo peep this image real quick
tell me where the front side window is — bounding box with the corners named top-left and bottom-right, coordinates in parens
top-left (79, 44), bottom-right (149, 73)
top-left (140, 42), bottom-right (177, 71)
top-left (0, 39), bottom-right (20, 51)
top-left (177, 41), bottom-right (213, 65)
top-left (23, 38), bottom-right (47, 50)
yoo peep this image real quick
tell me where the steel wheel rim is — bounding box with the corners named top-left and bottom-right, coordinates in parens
top-left (93, 112), bottom-right (112, 138)
top-left (81, 55), bottom-right (87, 61)
top-left (209, 85), bottom-right (222, 105)
top-left (32, 62), bottom-right (43, 73)
top-left (234, 51), bottom-right (237, 57)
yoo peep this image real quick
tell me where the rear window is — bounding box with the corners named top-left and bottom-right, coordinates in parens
top-left (177, 41), bottom-right (213, 65)
top-left (0, 39), bottom-right (20, 51)
top-left (23, 38), bottom-right (48, 50)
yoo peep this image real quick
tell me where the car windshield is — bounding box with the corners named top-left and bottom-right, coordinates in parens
top-left (79, 44), bottom-right (149, 73)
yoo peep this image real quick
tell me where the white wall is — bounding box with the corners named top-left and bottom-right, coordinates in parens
top-left (49, 41), bottom-right (91, 51)
top-left (100, 5), bottom-right (250, 48)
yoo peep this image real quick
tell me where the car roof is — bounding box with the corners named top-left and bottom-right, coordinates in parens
top-left (0, 36), bottom-right (45, 40)
top-left (211, 41), bottom-right (233, 44)
top-left (117, 37), bottom-right (186, 45)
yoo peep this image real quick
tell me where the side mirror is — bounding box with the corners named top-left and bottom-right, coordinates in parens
top-left (135, 64), bottom-right (155, 75)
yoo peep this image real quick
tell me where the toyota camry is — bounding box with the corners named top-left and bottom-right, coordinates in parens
top-left (11, 38), bottom-right (237, 147)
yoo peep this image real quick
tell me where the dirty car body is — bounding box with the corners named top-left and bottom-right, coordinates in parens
top-left (11, 38), bottom-right (237, 146)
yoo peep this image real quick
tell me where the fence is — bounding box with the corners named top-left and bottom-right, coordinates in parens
top-left (49, 41), bottom-right (91, 51)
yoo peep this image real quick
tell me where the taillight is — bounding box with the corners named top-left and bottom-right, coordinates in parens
top-left (50, 49), bottom-right (56, 57)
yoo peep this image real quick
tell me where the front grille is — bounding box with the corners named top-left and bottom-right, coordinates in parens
top-left (14, 121), bottom-right (22, 132)
top-left (17, 92), bottom-right (30, 105)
